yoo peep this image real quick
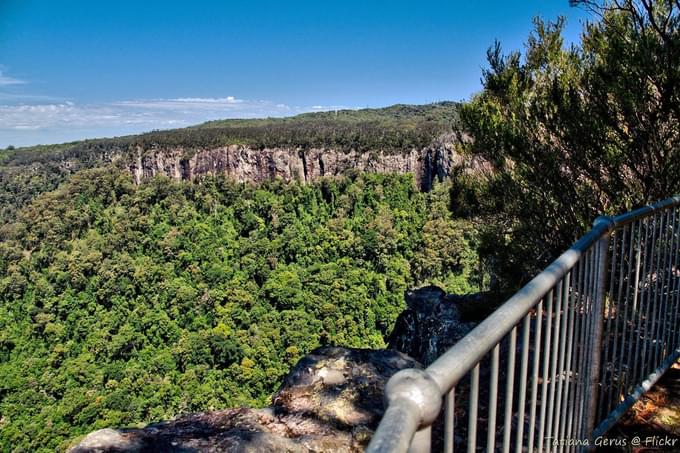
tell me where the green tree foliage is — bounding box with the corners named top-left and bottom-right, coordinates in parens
top-left (0, 168), bottom-right (479, 451)
top-left (460, 0), bottom-right (680, 285)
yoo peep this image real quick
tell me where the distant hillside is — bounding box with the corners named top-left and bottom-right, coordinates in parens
top-left (0, 102), bottom-right (463, 225)
top-left (1, 102), bottom-right (460, 161)
top-left (190, 102), bottom-right (460, 150)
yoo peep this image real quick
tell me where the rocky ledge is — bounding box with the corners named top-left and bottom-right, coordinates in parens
top-left (69, 348), bottom-right (420, 452)
top-left (388, 285), bottom-right (478, 366)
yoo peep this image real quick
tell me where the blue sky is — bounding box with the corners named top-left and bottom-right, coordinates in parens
top-left (0, 0), bottom-right (592, 147)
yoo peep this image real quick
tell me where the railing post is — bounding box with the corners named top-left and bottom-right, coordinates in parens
top-left (584, 217), bottom-right (613, 442)
top-left (367, 368), bottom-right (442, 453)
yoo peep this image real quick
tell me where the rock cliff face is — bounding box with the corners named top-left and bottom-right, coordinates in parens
top-left (127, 135), bottom-right (486, 190)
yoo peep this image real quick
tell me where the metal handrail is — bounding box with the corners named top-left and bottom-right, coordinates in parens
top-left (368, 195), bottom-right (680, 453)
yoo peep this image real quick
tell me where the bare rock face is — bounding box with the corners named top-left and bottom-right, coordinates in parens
top-left (68, 347), bottom-right (419, 453)
top-left (71, 429), bottom-right (142, 452)
top-left (387, 285), bottom-right (477, 365)
top-left (273, 347), bottom-right (420, 427)
top-left (69, 408), bottom-right (358, 453)
top-left (126, 137), bottom-right (488, 190)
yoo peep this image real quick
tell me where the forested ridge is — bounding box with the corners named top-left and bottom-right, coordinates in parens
top-left (0, 102), bottom-right (460, 227)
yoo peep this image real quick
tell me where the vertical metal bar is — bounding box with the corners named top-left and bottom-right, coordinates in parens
top-left (660, 209), bottom-right (672, 362)
top-left (639, 213), bottom-right (660, 380)
top-left (667, 207), bottom-right (680, 352)
top-left (632, 216), bottom-right (650, 388)
top-left (648, 210), bottom-right (666, 374)
top-left (654, 209), bottom-right (673, 367)
top-left (584, 229), bottom-right (610, 439)
top-left (538, 292), bottom-right (554, 453)
top-left (603, 226), bottom-right (623, 416)
top-left (598, 226), bottom-right (618, 420)
top-left (566, 257), bottom-right (587, 444)
top-left (672, 208), bottom-right (680, 351)
top-left (488, 345), bottom-right (500, 453)
top-left (627, 219), bottom-right (644, 394)
top-left (468, 365), bottom-right (480, 453)
top-left (644, 213), bottom-right (665, 370)
top-left (559, 272), bottom-right (577, 453)
top-left (613, 223), bottom-right (633, 411)
top-left (527, 301), bottom-right (544, 453)
top-left (662, 209), bottom-right (675, 352)
top-left (553, 275), bottom-right (571, 450)
top-left (445, 389), bottom-right (455, 453)
top-left (546, 283), bottom-right (563, 450)
top-left (578, 246), bottom-right (598, 441)
top-left (575, 249), bottom-right (594, 440)
top-left (666, 207), bottom-right (680, 352)
top-left (659, 208), bottom-right (676, 358)
top-left (515, 315), bottom-right (531, 453)
top-left (670, 207), bottom-right (677, 352)
top-left (660, 208), bottom-right (677, 361)
top-left (503, 327), bottom-right (517, 453)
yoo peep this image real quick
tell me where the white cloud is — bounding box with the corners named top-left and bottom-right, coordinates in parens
top-left (113, 96), bottom-right (248, 109)
top-left (0, 96), bottom-right (353, 147)
top-left (0, 70), bottom-right (26, 86)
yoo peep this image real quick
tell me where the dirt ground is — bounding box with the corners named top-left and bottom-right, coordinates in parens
top-left (598, 362), bottom-right (680, 452)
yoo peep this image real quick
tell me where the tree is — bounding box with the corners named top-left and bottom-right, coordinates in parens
top-left (461, 0), bottom-right (680, 285)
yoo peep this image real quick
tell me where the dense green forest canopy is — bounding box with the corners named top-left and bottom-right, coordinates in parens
top-left (192, 102), bottom-right (461, 151)
top-left (0, 170), bottom-right (481, 451)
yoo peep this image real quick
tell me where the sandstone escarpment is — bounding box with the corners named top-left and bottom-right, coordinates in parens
top-left (128, 135), bottom-right (487, 190)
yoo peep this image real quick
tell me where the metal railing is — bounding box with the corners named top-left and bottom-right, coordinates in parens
top-left (368, 195), bottom-right (680, 453)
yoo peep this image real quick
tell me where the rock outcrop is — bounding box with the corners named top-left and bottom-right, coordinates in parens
top-left (387, 286), bottom-right (478, 365)
top-left (70, 408), bottom-right (359, 453)
top-left (273, 347), bottom-right (420, 427)
top-left (69, 347), bottom-right (420, 453)
top-left (127, 135), bottom-right (488, 190)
